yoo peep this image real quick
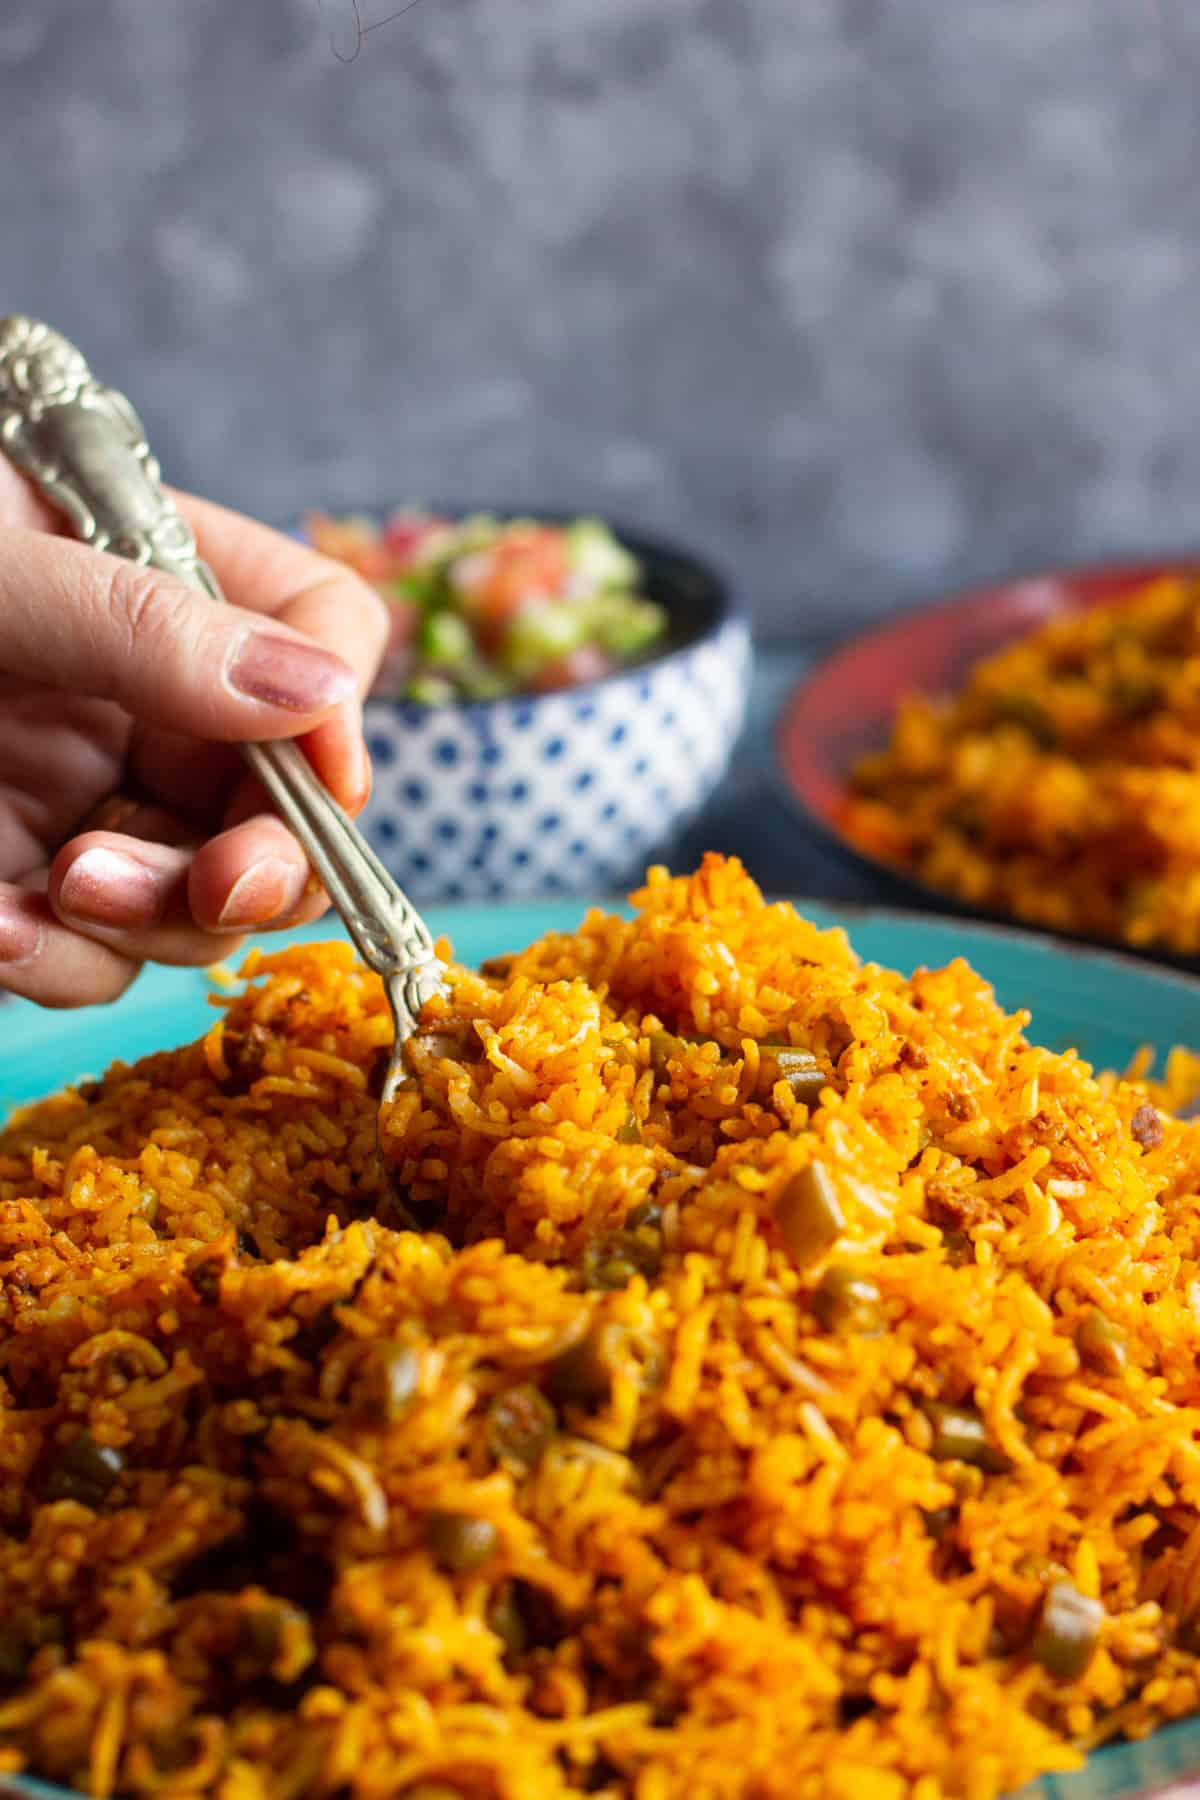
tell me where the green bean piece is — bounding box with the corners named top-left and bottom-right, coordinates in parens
top-left (616, 1109), bottom-right (643, 1145)
top-left (0, 1625), bottom-right (30, 1685)
top-left (994, 693), bottom-right (1059, 748)
top-left (591, 1257), bottom-right (638, 1290)
top-left (949, 797), bottom-right (985, 836)
top-left (581, 1231), bottom-right (661, 1292)
top-left (920, 1507), bottom-right (956, 1542)
top-left (923, 1401), bottom-right (1012, 1474)
top-left (1108, 677), bottom-right (1162, 720)
top-left (941, 1227), bottom-right (973, 1268)
top-left (812, 1265), bottom-right (882, 1335)
top-left (546, 1326), bottom-right (616, 1409)
top-left (761, 1046), bottom-right (826, 1107)
top-left (425, 1510), bottom-right (499, 1573)
top-left (507, 1578), bottom-right (566, 1651)
top-left (649, 1032), bottom-right (686, 1076)
top-left (240, 1600), bottom-right (304, 1667)
top-left (1032, 1581), bottom-right (1104, 1680)
top-left (488, 1583), bottom-right (527, 1659)
top-left (625, 1199), bottom-right (663, 1232)
top-left (480, 953), bottom-right (516, 980)
top-left (486, 1384), bottom-right (557, 1467)
top-left (190, 1256), bottom-right (223, 1306)
top-left (776, 1164), bottom-right (845, 1268)
top-left (1075, 1309), bottom-right (1127, 1378)
top-left (45, 1431), bottom-right (126, 1506)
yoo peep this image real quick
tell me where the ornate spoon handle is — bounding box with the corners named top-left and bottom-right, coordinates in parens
top-left (0, 315), bottom-right (444, 1042)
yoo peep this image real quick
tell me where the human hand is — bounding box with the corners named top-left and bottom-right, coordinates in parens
top-left (0, 458), bottom-right (388, 1006)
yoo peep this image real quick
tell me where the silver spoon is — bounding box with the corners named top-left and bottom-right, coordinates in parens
top-left (0, 314), bottom-right (445, 1119)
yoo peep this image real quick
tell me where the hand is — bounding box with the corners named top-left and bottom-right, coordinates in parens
top-left (0, 458), bottom-right (388, 1006)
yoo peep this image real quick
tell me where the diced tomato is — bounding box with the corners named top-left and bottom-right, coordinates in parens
top-left (381, 512), bottom-right (450, 566)
top-left (476, 528), bottom-right (569, 621)
top-left (534, 646), bottom-right (614, 693)
top-left (305, 515), bottom-right (395, 582)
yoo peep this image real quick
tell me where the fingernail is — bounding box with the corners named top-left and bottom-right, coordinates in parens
top-left (58, 848), bottom-right (163, 929)
top-left (227, 631), bottom-right (356, 713)
top-left (217, 857), bottom-right (309, 930)
top-left (0, 896), bottom-right (45, 965)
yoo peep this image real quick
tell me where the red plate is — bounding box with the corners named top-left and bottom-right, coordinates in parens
top-left (776, 558), bottom-right (1200, 954)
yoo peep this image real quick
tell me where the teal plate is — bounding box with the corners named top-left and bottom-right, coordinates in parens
top-left (3, 898), bottom-right (1200, 1800)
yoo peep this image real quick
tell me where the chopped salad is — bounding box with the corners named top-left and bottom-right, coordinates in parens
top-left (305, 509), bottom-right (668, 703)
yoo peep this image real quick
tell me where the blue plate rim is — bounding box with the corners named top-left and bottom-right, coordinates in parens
top-left (782, 894), bottom-right (1200, 991)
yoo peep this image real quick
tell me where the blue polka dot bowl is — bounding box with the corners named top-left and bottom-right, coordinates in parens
top-left (357, 524), bottom-right (751, 902)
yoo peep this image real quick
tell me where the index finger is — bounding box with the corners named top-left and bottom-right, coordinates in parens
top-left (0, 454), bottom-right (58, 531)
top-left (178, 490), bottom-right (388, 639)
top-left (0, 458), bottom-right (384, 658)
top-left (180, 493), bottom-right (388, 813)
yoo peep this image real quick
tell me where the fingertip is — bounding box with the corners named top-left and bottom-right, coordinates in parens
top-left (50, 840), bottom-right (164, 931)
top-left (0, 887), bottom-right (141, 1008)
top-left (224, 627), bottom-right (357, 723)
top-left (0, 888), bottom-right (47, 967)
top-left (296, 704), bottom-right (372, 815)
top-left (215, 857), bottom-right (309, 932)
top-left (48, 833), bottom-right (194, 934)
top-left (346, 732), bottom-right (372, 816)
top-left (188, 817), bottom-right (310, 933)
top-left (0, 457), bottom-right (63, 532)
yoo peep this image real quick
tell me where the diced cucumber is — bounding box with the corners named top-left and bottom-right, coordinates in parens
top-left (404, 673), bottom-right (457, 706)
top-left (451, 513), bottom-right (503, 556)
top-left (567, 519), bottom-right (639, 592)
top-left (595, 598), bottom-right (668, 656)
top-left (457, 661), bottom-right (515, 701)
top-left (419, 609), bottom-right (474, 667)
top-left (499, 603), bottom-right (589, 677)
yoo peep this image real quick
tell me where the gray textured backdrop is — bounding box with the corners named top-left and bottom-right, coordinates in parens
top-left (5, 0), bottom-right (1200, 637)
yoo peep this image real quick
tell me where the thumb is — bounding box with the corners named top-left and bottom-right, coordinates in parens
top-left (0, 526), bottom-right (356, 738)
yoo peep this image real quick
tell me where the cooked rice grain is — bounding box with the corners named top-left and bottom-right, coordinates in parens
top-left (1, 857), bottom-right (1199, 1798)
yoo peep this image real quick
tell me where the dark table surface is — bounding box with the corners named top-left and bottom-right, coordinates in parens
top-left (668, 644), bottom-right (885, 906)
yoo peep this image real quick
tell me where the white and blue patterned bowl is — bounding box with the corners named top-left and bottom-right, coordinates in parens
top-left (351, 523), bottom-right (751, 902)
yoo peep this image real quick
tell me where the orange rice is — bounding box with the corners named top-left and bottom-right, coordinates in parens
top-left (843, 572), bottom-right (1200, 953)
top-left (2, 856), bottom-right (1200, 1798)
